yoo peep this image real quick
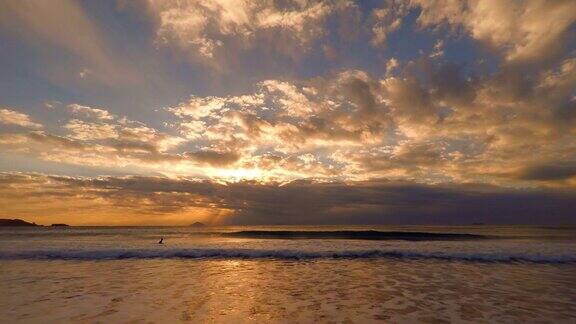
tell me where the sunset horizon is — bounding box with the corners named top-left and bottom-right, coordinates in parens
top-left (1, 1), bottom-right (575, 322)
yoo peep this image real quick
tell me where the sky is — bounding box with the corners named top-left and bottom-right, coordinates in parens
top-left (0, 0), bottom-right (575, 226)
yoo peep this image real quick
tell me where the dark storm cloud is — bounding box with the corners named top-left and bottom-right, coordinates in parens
top-left (517, 164), bottom-right (576, 181)
top-left (2, 173), bottom-right (574, 225)
top-left (223, 180), bottom-right (576, 225)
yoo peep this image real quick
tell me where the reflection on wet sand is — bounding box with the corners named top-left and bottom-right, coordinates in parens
top-left (1, 259), bottom-right (575, 323)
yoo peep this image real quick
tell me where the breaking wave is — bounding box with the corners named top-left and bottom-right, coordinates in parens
top-left (1, 248), bottom-right (574, 263)
top-left (224, 230), bottom-right (487, 240)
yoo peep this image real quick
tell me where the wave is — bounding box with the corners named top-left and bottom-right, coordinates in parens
top-left (0, 230), bottom-right (488, 241)
top-left (224, 230), bottom-right (487, 241)
top-left (1, 248), bottom-right (574, 263)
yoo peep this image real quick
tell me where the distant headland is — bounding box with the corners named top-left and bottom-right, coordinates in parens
top-left (0, 219), bottom-right (39, 227)
top-left (190, 222), bottom-right (206, 227)
top-left (0, 219), bottom-right (71, 227)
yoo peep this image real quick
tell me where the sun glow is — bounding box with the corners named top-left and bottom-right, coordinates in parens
top-left (211, 168), bottom-right (264, 182)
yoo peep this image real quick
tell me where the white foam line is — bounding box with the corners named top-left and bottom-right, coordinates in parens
top-left (1, 248), bottom-right (575, 263)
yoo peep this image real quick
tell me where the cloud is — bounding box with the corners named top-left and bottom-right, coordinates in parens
top-left (0, 108), bottom-right (43, 129)
top-left (0, 104), bottom-right (192, 174)
top-left (430, 63), bottom-right (477, 107)
top-left (167, 70), bottom-right (393, 157)
top-left (3, 36), bottom-right (575, 194)
top-left (1, 8), bottom-right (575, 187)
top-left (385, 57), bottom-right (399, 76)
top-left (2, 47), bottom-right (574, 187)
top-left (1, 172), bottom-right (575, 225)
top-left (516, 164), bottom-right (576, 181)
top-left (369, 1), bottom-right (409, 46)
top-left (185, 150), bottom-right (241, 167)
top-left (144, 0), bottom-right (354, 69)
top-left (26, 132), bottom-right (87, 150)
top-left (2, 1), bottom-right (576, 226)
top-left (382, 76), bottom-right (436, 128)
top-left (64, 119), bottom-right (118, 140)
top-left (67, 104), bottom-right (115, 120)
top-left (412, 0), bottom-right (576, 63)
top-left (222, 179), bottom-right (576, 225)
top-left (0, 0), bottom-right (138, 85)
top-left (429, 39), bottom-right (444, 59)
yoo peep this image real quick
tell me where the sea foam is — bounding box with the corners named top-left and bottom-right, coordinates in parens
top-left (1, 248), bottom-right (575, 263)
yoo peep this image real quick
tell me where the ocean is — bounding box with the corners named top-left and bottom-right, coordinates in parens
top-left (1, 225), bottom-right (575, 323)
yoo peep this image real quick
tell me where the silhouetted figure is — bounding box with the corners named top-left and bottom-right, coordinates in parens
top-left (158, 238), bottom-right (164, 244)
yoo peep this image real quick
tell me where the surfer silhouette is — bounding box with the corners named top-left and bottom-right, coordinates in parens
top-left (158, 238), bottom-right (164, 244)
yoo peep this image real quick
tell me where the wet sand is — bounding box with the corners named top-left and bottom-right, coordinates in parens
top-left (1, 259), bottom-right (575, 323)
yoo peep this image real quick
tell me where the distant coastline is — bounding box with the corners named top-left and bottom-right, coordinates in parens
top-left (0, 219), bottom-right (71, 227)
top-left (0, 219), bottom-right (39, 227)
top-left (190, 222), bottom-right (206, 227)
